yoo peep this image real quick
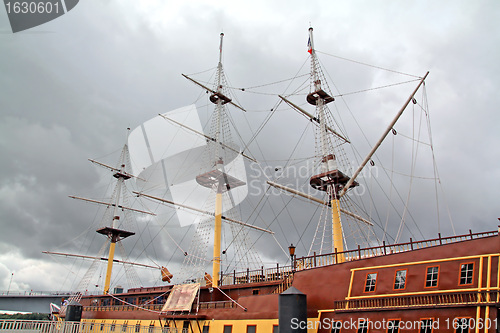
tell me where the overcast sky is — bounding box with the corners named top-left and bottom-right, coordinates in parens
top-left (1, 1), bottom-right (499, 295)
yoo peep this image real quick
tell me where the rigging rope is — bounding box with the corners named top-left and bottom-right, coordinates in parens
top-left (315, 50), bottom-right (421, 78)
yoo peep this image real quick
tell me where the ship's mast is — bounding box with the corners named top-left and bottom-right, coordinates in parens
top-left (98, 147), bottom-right (136, 294)
top-left (71, 144), bottom-right (152, 294)
top-left (307, 27), bottom-right (357, 263)
top-left (195, 33), bottom-right (245, 288)
top-left (213, 32), bottom-right (224, 289)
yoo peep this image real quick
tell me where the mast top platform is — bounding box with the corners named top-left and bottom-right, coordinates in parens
top-left (210, 91), bottom-right (232, 105)
top-left (310, 170), bottom-right (359, 192)
top-left (96, 226), bottom-right (135, 242)
top-left (113, 164), bottom-right (132, 180)
top-left (306, 87), bottom-right (335, 105)
top-left (196, 169), bottom-right (246, 192)
top-left (310, 154), bottom-right (358, 193)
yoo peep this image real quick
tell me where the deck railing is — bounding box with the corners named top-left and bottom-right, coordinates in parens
top-left (0, 320), bottom-right (180, 333)
top-left (198, 301), bottom-right (235, 309)
top-left (219, 265), bottom-right (293, 286)
top-left (0, 291), bottom-right (74, 296)
top-left (295, 230), bottom-right (498, 271)
top-left (83, 304), bottom-right (163, 312)
top-left (334, 290), bottom-right (500, 311)
top-left (220, 230), bottom-right (497, 287)
top-left (222, 230), bottom-right (498, 287)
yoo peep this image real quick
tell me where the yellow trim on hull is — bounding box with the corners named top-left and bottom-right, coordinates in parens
top-left (81, 317), bottom-right (322, 333)
top-left (349, 253), bottom-right (500, 272)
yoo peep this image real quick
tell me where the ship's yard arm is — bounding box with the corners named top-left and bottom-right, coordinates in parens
top-left (338, 71), bottom-right (429, 199)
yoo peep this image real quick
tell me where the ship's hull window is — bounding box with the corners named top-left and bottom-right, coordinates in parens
top-left (365, 273), bottom-right (377, 292)
top-left (426, 266), bottom-right (439, 287)
top-left (454, 318), bottom-right (470, 333)
top-left (394, 270), bottom-right (407, 290)
top-left (246, 325), bottom-right (256, 333)
top-left (331, 321), bottom-right (342, 333)
top-left (420, 319), bottom-right (433, 333)
top-left (182, 321), bottom-right (189, 333)
top-left (223, 325), bottom-right (232, 333)
top-left (357, 319), bottom-right (369, 333)
top-left (387, 320), bottom-right (400, 333)
top-left (459, 263), bottom-right (474, 285)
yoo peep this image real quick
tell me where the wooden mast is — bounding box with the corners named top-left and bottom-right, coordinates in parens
top-left (71, 143), bottom-right (143, 295)
top-left (212, 32), bottom-right (225, 289)
top-left (307, 27), bottom-right (357, 263)
top-left (100, 161), bottom-right (135, 295)
top-left (194, 33), bottom-right (245, 288)
top-left (305, 27), bottom-right (428, 262)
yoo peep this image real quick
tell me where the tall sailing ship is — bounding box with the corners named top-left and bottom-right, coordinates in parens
top-left (48, 28), bottom-right (500, 333)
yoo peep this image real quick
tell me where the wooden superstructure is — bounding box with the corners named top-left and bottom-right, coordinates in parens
top-left (76, 229), bottom-right (500, 333)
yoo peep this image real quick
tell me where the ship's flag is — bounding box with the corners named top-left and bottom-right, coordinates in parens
top-left (307, 37), bottom-right (312, 54)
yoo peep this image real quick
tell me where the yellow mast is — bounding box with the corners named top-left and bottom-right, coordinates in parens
top-left (194, 33), bottom-right (246, 288)
top-left (94, 160), bottom-right (136, 295)
top-left (307, 27), bottom-right (355, 261)
top-left (71, 148), bottom-right (157, 294)
top-left (331, 197), bottom-right (345, 262)
top-left (103, 167), bottom-right (124, 295)
top-left (213, 186), bottom-right (223, 287)
top-left (103, 162), bottom-right (126, 295)
top-left (103, 241), bottom-right (116, 294)
top-left (211, 33), bottom-right (225, 288)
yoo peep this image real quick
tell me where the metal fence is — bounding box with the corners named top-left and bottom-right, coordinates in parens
top-left (0, 320), bottom-right (181, 333)
top-left (0, 292), bottom-right (73, 296)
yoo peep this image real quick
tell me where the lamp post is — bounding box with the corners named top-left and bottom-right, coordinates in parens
top-left (288, 244), bottom-right (296, 273)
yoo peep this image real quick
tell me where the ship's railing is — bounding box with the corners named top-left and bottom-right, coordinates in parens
top-left (83, 304), bottom-right (163, 312)
top-left (0, 319), bottom-right (69, 333)
top-left (82, 321), bottom-right (176, 333)
top-left (198, 301), bottom-right (235, 309)
top-left (219, 265), bottom-right (293, 286)
top-left (221, 230), bottom-right (497, 287)
top-left (295, 230), bottom-right (498, 271)
top-left (272, 272), bottom-right (294, 294)
top-left (333, 290), bottom-right (500, 311)
top-left (0, 320), bottom-right (181, 333)
top-left (0, 291), bottom-right (74, 296)
top-left (223, 230), bottom-right (498, 287)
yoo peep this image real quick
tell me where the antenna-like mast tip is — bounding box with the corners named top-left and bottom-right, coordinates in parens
top-left (309, 27), bottom-right (313, 31)
top-left (220, 32), bottom-right (224, 37)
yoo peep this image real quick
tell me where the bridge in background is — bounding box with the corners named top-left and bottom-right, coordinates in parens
top-left (0, 292), bottom-right (73, 314)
